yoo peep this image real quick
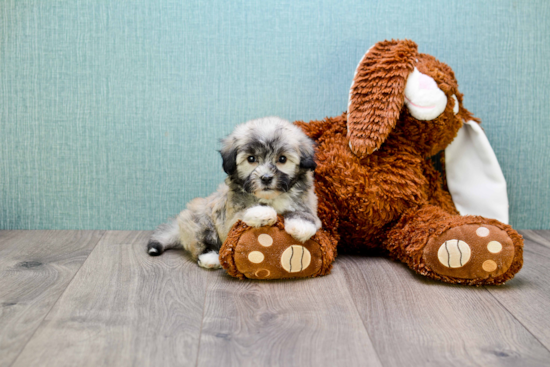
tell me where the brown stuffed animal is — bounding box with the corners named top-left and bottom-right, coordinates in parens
top-left (220, 216), bottom-right (337, 280)
top-left (221, 39), bottom-right (523, 285)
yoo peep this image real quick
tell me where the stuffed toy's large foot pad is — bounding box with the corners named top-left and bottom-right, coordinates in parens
top-left (220, 217), bottom-right (336, 280)
top-left (424, 224), bottom-right (516, 280)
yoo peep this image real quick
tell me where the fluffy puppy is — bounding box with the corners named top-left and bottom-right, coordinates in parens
top-left (147, 116), bottom-right (321, 269)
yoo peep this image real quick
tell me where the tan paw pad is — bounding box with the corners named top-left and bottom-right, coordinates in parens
top-left (476, 227), bottom-right (490, 237)
top-left (248, 251), bottom-right (265, 263)
top-left (258, 234), bottom-right (273, 247)
top-left (482, 260), bottom-right (498, 272)
top-left (437, 240), bottom-right (471, 268)
top-left (254, 269), bottom-right (271, 278)
top-left (281, 245), bottom-right (311, 273)
top-left (487, 241), bottom-right (502, 254)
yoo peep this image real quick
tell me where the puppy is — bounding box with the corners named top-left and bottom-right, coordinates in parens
top-left (147, 116), bottom-right (321, 269)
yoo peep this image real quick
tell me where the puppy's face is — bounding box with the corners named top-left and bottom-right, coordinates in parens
top-left (220, 117), bottom-right (316, 200)
top-left (236, 141), bottom-right (298, 200)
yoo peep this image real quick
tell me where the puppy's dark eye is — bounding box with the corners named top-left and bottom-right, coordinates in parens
top-left (278, 156), bottom-right (287, 164)
top-left (247, 156), bottom-right (256, 163)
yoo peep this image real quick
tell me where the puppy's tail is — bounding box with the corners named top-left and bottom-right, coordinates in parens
top-left (147, 218), bottom-right (181, 256)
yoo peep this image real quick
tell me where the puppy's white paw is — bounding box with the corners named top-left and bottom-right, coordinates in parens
top-left (242, 206), bottom-right (277, 228)
top-left (284, 218), bottom-right (317, 243)
top-left (198, 251), bottom-right (221, 269)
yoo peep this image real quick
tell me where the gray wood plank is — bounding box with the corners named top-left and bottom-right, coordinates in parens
top-left (12, 231), bottom-right (210, 367)
top-left (486, 230), bottom-right (550, 350)
top-left (0, 230), bottom-right (103, 367)
top-left (197, 265), bottom-right (382, 367)
top-left (519, 230), bottom-right (550, 249)
top-left (339, 254), bottom-right (550, 367)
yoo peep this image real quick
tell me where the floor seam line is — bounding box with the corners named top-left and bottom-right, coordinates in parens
top-left (484, 287), bottom-right (550, 354)
top-left (8, 230), bottom-right (107, 367)
top-left (521, 230), bottom-right (550, 250)
top-left (194, 271), bottom-right (212, 367)
top-left (340, 258), bottom-right (385, 367)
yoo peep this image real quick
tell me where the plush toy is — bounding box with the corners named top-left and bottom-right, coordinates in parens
top-left (220, 216), bottom-right (336, 279)
top-left (221, 39), bottom-right (523, 285)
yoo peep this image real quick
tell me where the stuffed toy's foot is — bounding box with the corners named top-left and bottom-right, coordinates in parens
top-left (423, 224), bottom-right (517, 281)
top-left (387, 206), bottom-right (523, 286)
top-left (220, 216), bottom-right (337, 280)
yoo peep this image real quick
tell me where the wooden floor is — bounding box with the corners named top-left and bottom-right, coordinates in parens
top-left (1, 230), bottom-right (549, 367)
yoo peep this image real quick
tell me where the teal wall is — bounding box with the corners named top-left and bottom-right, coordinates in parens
top-left (1, 0), bottom-right (549, 230)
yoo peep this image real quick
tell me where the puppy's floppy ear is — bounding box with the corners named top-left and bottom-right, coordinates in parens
top-left (300, 151), bottom-right (317, 171)
top-left (347, 39), bottom-right (417, 158)
top-left (220, 148), bottom-right (237, 174)
top-left (220, 137), bottom-right (238, 175)
top-left (299, 143), bottom-right (317, 171)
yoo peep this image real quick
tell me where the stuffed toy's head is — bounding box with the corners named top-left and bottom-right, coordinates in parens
top-left (347, 39), bottom-right (508, 224)
top-left (347, 39), bottom-right (475, 157)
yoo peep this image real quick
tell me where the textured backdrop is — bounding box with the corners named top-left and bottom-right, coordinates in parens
top-left (1, 0), bottom-right (549, 230)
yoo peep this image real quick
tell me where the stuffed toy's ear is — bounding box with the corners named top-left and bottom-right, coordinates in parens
top-left (445, 120), bottom-right (509, 224)
top-left (347, 39), bottom-right (418, 157)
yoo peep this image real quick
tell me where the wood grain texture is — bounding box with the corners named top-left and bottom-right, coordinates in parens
top-left (486, 230), bottom-right (550, 350)
top-left (11, 231), bottom-right (209, 367)
top-left (339, 255), bottom-right (550, 367)
top-left (0, 230), bottom-right (103, 367)
top-left (3, 230), bottom-right (550, 367)
top-left (197, 266), bottom-right (382, 367)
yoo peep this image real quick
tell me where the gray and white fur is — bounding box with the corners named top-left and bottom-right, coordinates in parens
top-left (147, 117), bottom-right (321, 269)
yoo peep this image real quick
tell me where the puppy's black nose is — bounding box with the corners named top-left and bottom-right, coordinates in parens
top-left (260, 174), bottom-right (273, 185)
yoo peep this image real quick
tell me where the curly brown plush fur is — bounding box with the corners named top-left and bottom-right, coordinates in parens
top-left (294, 39), bottom-right (523, 285)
